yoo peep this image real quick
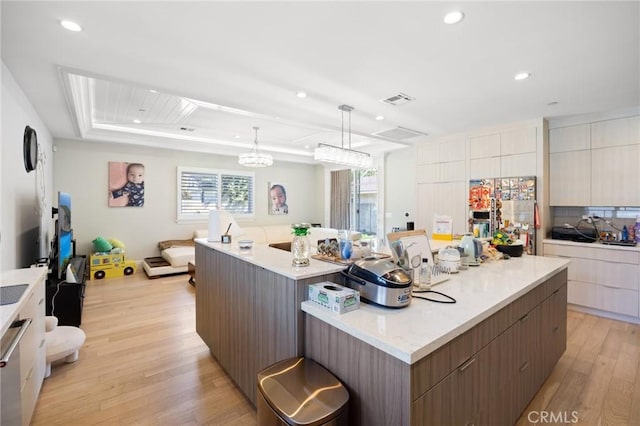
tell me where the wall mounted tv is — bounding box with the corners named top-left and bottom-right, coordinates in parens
top-left (54, 191), bottom-right (73, 280)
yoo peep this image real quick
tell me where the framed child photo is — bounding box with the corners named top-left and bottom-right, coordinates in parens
top-left (268, 182), bottom-right (288, 215)
top-left (108, 161), bottom-right (145, 207)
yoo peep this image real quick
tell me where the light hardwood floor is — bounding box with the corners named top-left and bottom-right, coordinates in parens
top-left (32, 272), bottom-right (640, 425)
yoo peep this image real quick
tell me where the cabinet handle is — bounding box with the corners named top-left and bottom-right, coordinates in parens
top-left (26, 366), bottom-right (34, 381)
top-left (520, 361), bottom-right (529, 372)
top-left (520, 313), bottom-right (529, 323)
top-left (552, 326), bottom-right (559, 334)
top-left (459, 357), bottom-right (477, 373)
top-left (0, 318), bottom-right (32, 368)
top-left (38, 297), bottom-right (44, 305)
top-left (552, 289), bottom-right (560, 295)
top-left (39, 339), bottom-right (45, 348)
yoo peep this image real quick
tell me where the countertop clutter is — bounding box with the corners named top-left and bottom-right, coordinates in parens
top-left (302, 255), bottom-right (570, 364)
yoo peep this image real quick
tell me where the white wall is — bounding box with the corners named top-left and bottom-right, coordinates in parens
top-left (52, 139), bottom-right (324, 261)
top-left (1, 61), bottom-right (54, 270)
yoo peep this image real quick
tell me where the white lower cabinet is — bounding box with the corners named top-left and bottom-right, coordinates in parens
top-left (544, 241), bottom-right (640, 319)
top-left (18, 275), bottom-right (46, 426)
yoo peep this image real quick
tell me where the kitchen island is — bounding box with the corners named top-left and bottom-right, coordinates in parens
top-left (194, 238), bottom-right (347, 405)
top-left (303, 255), bottom-right (570, 425)
top-left (195, 239), bottom-right (569, 424)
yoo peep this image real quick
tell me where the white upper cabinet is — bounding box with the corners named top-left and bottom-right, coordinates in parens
top-left (501, 152), bottom-right (536, 177)
top-left (439, 137), bottom-right (466, 162)
top-left (470, 157), bottom-right (501, 179)
top-left (591, 144), bottom-right (640, 206)
top-left (549, 124), bottom-right (590, 153)
top-left (469, 133), bottom-right (500, 159)
top-left (591, 115), bottom-right (640, 149)
top-left (417, 142), bottom-right (439, 165)
top-left (417, 163), bottom-right (439, 183)
top-left (501, 126), bottom-right (537, 156)
top-left (549, 150), bottom-right (591, 206)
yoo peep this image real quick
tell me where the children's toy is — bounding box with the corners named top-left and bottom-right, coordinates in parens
top-left (92, 237), bottom-right (113, 253)
top-left (90, 237), bottom-right (136, 279)
top-left (90, 252), bottom-right (136, 280)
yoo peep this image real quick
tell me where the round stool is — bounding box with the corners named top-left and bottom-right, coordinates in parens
top-left (44, 316), bottom-right (86, 378)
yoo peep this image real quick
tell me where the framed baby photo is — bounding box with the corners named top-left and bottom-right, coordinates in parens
top-left (108, 161), bottom-right (145, 207)
top-left (268, 182), bottom-right (288, 215)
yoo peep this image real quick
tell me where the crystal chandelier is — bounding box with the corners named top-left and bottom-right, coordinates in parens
top-left (314, 105), bottom-right (373, 169)
top-left (239, 126), bottom-right (273, 167)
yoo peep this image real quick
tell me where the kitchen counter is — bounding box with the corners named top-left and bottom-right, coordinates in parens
top-left (195, 237), bottom-right (347, 279)
top-left (302, 255), bottom-right (570, 364)
top-left (304, 255), bottom-right (570, 425)
top-left (1, 267), bottom-right (48, 336)
top-left (543, 238), bottom-right (640, 252)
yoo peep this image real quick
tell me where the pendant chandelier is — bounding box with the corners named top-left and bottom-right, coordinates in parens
top-left (314, 104), bottom-right (373, 169)
top-left (239, 126), bottom-right (273, 167)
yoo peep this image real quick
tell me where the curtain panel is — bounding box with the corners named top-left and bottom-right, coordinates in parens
top-left (330, 169), bottom-right (351, 229)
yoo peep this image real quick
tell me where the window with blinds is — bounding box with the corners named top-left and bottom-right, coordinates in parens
top-left (177, 167), bottom-right (255, 221)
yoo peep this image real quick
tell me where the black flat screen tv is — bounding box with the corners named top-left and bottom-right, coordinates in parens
top-left (55, 191), bottom-right (73, 279)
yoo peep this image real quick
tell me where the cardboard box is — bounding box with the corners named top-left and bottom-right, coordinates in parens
top-left (308, 282), bottom-right (360, 314)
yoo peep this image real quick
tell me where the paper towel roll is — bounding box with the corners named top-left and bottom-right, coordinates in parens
top-left (208, 210), bottom-right (221, 242)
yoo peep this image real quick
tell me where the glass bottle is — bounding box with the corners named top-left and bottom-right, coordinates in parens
top-left (419, 258), bottom-right (432, 289)
top-left (291, 223), bottom-right (311, 267)
top-left (338, 230), bottom-right (352, 261)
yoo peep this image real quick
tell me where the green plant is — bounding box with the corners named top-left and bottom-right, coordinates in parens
top-left (492, 230), bottom-right (513, 245)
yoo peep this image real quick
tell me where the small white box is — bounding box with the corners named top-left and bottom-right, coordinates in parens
top-left (308, 282), bottom-right (360, 314)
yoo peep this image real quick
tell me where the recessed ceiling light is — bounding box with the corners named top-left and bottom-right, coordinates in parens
top-left (514, 72), bottom-right (531, 81)
top-left (296, 91), bottom-right (307, 98)
top-left (60, 20), bottom-right (82, 32)
top-left (375, 115), bottom-right (385, 121)
top-left (235, 135), bottom-right (240, 138)
top-left (149, 89), bottom-right (158, 94)
top-left (133, 119), bottom-right (141, 124)
top-left (444, 11), bottom-right (464, 25)
top-left (304, 145), bottom-right (310, 149)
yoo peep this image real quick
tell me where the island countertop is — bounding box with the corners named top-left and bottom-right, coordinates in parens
top-left (195, 237), bottom-right (348, 279)
top-left (302, 255), bottom-right (570, 364)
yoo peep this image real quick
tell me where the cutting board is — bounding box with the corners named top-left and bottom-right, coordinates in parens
top-left (387, 229), bottom-right (435, 266)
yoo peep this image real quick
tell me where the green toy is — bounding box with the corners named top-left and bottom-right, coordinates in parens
top-left (92, 237), bottom-right (113, 253)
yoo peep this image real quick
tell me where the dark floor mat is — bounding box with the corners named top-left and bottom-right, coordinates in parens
top-left (1, 284), bottom-right (29, 305)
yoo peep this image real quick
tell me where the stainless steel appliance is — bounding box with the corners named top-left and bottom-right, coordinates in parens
top-left (1, 317), bottom-right (32, 426)
top-left (342, 258), bottom-right (412, 308)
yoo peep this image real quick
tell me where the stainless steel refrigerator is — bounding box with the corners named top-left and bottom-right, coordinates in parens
top-left (469, 176), bottom-right (537, 254)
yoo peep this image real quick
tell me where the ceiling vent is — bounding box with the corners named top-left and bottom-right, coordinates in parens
top-left (372, 126), bottom-right (427, 140)
top-left (379, 92), bottom-right (415, 106)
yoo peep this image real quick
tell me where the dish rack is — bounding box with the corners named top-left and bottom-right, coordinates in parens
top-left (430, 264), bottom-right (451, 286)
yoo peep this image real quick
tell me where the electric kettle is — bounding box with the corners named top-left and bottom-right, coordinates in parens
top-left (459, 233), bottom-right (482, 264)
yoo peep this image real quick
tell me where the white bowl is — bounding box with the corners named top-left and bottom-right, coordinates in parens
top-left (238, 240), bottom-right (253, 249)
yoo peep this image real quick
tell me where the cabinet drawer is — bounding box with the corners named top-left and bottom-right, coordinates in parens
top-left (544, 243), bottom-right (640, 264)
top-left (568, 280), bottom-right (639, 317)
top-left (568, 257), bottom-right (639, 291)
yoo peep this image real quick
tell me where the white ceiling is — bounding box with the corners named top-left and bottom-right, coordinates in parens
top-left (2, 1), bottom-right (639, 165)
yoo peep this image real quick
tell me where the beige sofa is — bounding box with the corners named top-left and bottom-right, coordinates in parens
top-left (144, 225), bottom-right (360, 278)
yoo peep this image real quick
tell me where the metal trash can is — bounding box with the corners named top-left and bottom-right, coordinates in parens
top-left (257, 357), bottom-right (349, 426)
